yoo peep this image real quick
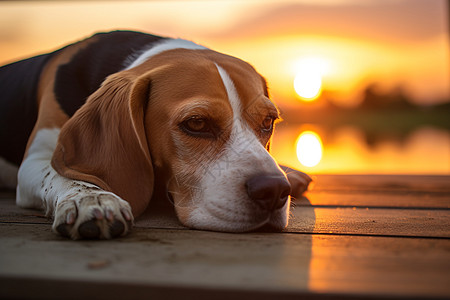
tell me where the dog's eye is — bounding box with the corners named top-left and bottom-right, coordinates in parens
top-left (261, 116), bottom-right (274, 133)
top-left (186, 117), bottom-right (207, 132)
top-left (180, 116), bottom-right (215, 138)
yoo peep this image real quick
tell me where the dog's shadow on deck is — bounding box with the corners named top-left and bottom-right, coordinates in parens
top-left (276, 195), bottom-right (316, 290)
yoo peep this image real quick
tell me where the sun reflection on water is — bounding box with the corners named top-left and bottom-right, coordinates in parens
top-left (296, 131), bottom-right (323, 168)
top-left (271, 124), bottom-right (450, 175)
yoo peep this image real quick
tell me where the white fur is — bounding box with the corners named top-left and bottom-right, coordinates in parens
top-left (0, 157), bottom-right (18, 189)
top-left (182, 65), bottom-right (290, 232)
top-left (16, 128), bottom-right (133, 239)
top-left (125, 38), bottom-right (207, 70)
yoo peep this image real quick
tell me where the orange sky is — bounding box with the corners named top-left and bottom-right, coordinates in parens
top-left (0, 0), bottom-right (449, 109)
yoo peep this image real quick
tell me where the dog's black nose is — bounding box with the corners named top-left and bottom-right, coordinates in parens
top-left (246, 174), bottom-right (291, 210)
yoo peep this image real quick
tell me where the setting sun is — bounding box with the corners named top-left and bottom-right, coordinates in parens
top-left (294, 71), bottom-right (322, 100)
top-left (293, 57), bottom-right (330, 101)
top-left (296, 131), bottom-right (323, 168)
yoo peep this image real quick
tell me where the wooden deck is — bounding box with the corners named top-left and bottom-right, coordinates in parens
top-left (1, 175), bottom-right (449, 300)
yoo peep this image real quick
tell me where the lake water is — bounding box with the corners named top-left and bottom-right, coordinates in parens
top-left (271, 123), bottom-right (450, 175)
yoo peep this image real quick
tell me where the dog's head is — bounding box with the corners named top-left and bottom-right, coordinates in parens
top-left (52, 42), bottom-right (291, 232)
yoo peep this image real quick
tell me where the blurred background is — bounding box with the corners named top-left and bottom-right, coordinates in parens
top-left (1, 0), bottom-right (449, 175)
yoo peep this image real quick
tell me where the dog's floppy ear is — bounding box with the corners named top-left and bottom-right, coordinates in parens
top-left (52, 71), bottom-right (154, 216)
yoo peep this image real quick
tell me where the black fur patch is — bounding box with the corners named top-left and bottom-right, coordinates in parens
top-left (54, 31), bottom-right (165, 117)
top-left (0, 53), bottom-right (57, 165)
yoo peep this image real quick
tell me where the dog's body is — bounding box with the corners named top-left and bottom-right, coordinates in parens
top-left (0, 31), bottom-right (310, 239)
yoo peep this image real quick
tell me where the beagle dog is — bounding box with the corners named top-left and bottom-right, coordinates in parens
top-left (0, 31), bottom-right (311, 239)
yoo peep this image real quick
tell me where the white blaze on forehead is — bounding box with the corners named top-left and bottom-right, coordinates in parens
top-left (215, 64), bottom-right (242, 121)
top-left (214, 63), bottom-right (262, 153)
top-left (125, 38), bottom-right (208, 70)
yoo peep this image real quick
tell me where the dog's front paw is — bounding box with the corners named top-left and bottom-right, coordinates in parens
top-left (52, 191), bottom-right (134, 240)
top-left (279, 165), bottom-right (312, 199)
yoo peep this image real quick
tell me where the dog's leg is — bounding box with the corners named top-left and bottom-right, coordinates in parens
top-left (17, 128), bottom-right (133, 239)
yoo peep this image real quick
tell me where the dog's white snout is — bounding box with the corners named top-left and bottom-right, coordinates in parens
top-left (245, 174), bottom-right (291, 211)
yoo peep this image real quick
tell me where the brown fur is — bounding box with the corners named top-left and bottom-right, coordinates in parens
top-left (36, 48), bottom-right (274, 218)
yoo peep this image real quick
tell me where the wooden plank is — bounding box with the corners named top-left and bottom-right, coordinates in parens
top-left (3, 196), bottom-right (450, 238)
top-left (309, 175), bottom-right (450, 194)
top-left (134, 205), bottom-right (450, 239)
top-left (296, 192), bottom-right (450, 209)
top-left (288, 207), bottom-right (450, 238)
top-left (0, 197), bottom-right (50, 224)
top-left (0, 223), bottom-right (449, 300)
top-left (6, 205), bottom-right (449, 239)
